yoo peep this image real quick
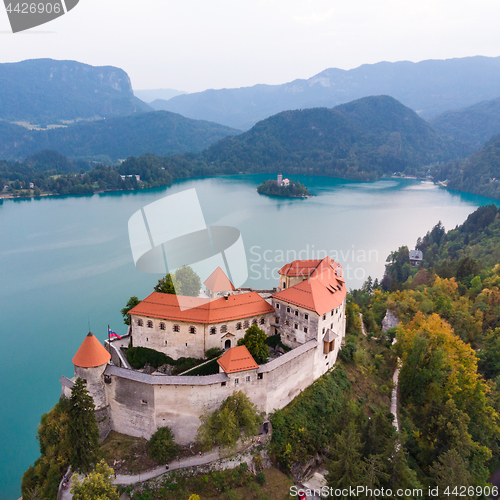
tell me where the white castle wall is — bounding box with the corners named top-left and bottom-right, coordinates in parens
top-left (103, 339), bottom-right (326, 445)
top-left (131, 314), bottom-right (272, 360)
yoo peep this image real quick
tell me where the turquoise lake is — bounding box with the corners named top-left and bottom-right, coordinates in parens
top-left (0, 173), bottom-right (497, 499)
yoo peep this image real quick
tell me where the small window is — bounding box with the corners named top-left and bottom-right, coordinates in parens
top-left (260, 317), bottom-right (265, 325)
top-left (210, 327), bottom-right (216, 335)
top-left (252, 318), bottom-right (257, 325)
top-left (221, 381), bottom-right (226, 387)
top-left (276, 303), bottom-right (280, 309)
top-left (258, 373), bottom-right (263, 380)
top-left (275, 317), bottom-right (280, 324)
top-left (147, 320), bottom-right (153, 328)
top-left (322, 327), bottom-right (325, 334)
top-left (322, 314), bottom-right (326, 320)
top-left (146, 337), bottom-right (148, 342)
top-left (294, 323), bottom-right (298, 329)
top-left (285, 320), bottom-right (290, 326)
top-left (189, 326), bottom-right (196, 334)
top-left (160, 322), bottom-right (166, 330)
top-left (287, 307), bottom-right (291, 313)
top-left (173, 324), bottom-right (180, 332)
top-left (165, 340), bottom-right (168, 345)
top-left (235, 378), bottom-right (239, 385)
top-left (246, 376), bottom-right (250, 382)
top-left (304, 327), bottom-right (308, 334)
top-left (294, 310), bottom-right (298, 316)
top-left (220, 325), bottom-right (227, 333)
top-left (331, 323), bottom-right (333, 329)
top-left (141, 399), bottom-right (147, 405)
top-left (236, 322), bottom-right (242, 330)
top-left (305, 314), bottom-right (309, 320)
top-left (244, 320), bottom-right (249, 328)
top-left (137, 319), bottom-right (143, 326)
top-left (331, 310), bottom-right (334, 316)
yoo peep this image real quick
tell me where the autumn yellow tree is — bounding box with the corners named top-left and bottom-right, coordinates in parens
top-left (396, 313), bottom-right (499, 478)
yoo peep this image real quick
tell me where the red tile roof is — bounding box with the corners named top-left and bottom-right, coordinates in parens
top-left (128, 291), bottom-right (274, 324)
top-left (203, 266), bottom-right (235, 292)
top-left (278, 259), bottom-right (323, 277)
top-left (272, 257), bottom-right (346, 315)
top-left (73, 332), bottom-right (111, 368)
top-left (217, 345), bottom-right (259, 373)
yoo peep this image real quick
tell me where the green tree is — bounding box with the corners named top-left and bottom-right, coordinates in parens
top-left (237, 324), bottom-right (269, 364)
top-left (71, 460), bottom-right (119, 500)
top-left (120, 296), bottom-right (140, 325)
top-left (154, 273), bottom-right (176, 294)
top-left (429, 449), bottom-right (473, 500)
top-left (68, 378), bottom-right (99, 474)
top-left (327, 422), bottom-right (366, 490)
top-left (21, 397), bottom-right (71, 500)
top-left (174, 265), bottom-right (202, 296)
top-left (196, 391), bottom-right (263, 451)
top-left (148, 426), bottom-right (179, 463)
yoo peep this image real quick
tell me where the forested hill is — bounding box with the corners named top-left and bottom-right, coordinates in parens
top-left (0, 111), bottom-right (240, 162)
top-left (0, 59), bottom-right (151, 124)
top-left (202, 96), bottom-right (462, 180)
top-left (433, 133), bottom-right (500, 200)
top-left (429, 96), bottom-right (500, 153)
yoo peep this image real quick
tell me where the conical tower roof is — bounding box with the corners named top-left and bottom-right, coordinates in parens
top-left (72, 332), bottom-right (111, 368)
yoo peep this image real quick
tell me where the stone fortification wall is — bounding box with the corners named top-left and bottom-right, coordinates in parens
top-left (104, 340), bottom-right (318, 444)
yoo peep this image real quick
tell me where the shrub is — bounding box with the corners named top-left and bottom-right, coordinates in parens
top-left (126, 346), bottom-right (174, 369)
top-left (339, 338), bottom-right (357, 362)
top-left (264, 334), bottom-right (281, 348)
top-left (205, 347), bottom-right (223, 359)
top-left (256, 471), bottom-right (266, 485)
top-left (148, 426), bottom-right (179, 463)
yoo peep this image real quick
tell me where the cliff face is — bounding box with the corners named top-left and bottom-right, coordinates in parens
top-left (0, 58), bottom-right (151, 123)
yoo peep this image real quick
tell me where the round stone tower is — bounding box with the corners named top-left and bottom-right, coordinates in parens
top-left (72, 332), bottom-right (111, 439)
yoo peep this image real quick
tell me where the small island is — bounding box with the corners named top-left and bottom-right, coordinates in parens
top-left (257, 174), bottom-right (310, 198)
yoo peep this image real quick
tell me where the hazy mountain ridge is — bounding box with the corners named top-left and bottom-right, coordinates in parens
top-left (156, 56), bottom-right (500, 130)
top-left (0, 59), bottom-right (152, 124)
top-left (429, 97), bottom-right (500, 153)
top-left (0, 111), bottom-right (240, 161)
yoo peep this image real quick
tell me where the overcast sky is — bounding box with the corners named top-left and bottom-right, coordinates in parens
top-left (0, 0), bottom-right (499, 93)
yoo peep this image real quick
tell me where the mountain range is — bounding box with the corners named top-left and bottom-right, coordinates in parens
top-left (0, 59), bottom-right (151, 125)
top-left (151, 56), bottom-right (500, 130)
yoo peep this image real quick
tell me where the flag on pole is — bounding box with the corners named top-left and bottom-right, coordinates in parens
top-left (108, 327), bottom-right (122, 340)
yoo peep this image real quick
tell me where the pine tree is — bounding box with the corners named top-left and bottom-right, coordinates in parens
top-left (68, 378), bottom-right (99, 473)
top-left (327, 422), bottom-right (366, 490)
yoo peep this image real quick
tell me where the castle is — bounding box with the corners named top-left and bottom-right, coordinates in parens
top-left (60, 256), bottom-right (347, 445)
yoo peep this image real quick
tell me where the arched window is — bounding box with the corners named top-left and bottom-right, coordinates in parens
top-left (160, 322), bottom-right (166, 330)
top-left (173, 324), bottom-right (180, 332)
top-left (236, 322), bottom-right (242, 330)
top-left (210, 327), bottom-right (216, 335)
top-left (260, 317), bottom-right (265, 325)
top-left (252, 318), bottom-right (257, 325)
top-left (220, 325), bottom-right (227, 333)
top-left (189, 326), bottom-right (196, 334)
top-left (243, 320), bottom-right (250, 328)
top-left (137, 319), bottom-right (143, 326)
top-left (147, 320), bottom-right (153, 328)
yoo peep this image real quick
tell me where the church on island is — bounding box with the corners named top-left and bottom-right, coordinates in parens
top-left (60, 256), bottom-right (347, 444)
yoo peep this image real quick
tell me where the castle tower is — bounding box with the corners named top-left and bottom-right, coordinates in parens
top-left (72, 332), bottom-right (111, 439)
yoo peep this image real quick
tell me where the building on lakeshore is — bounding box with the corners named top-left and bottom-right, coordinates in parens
top-left (60, 256), bottom-right (347, 444)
